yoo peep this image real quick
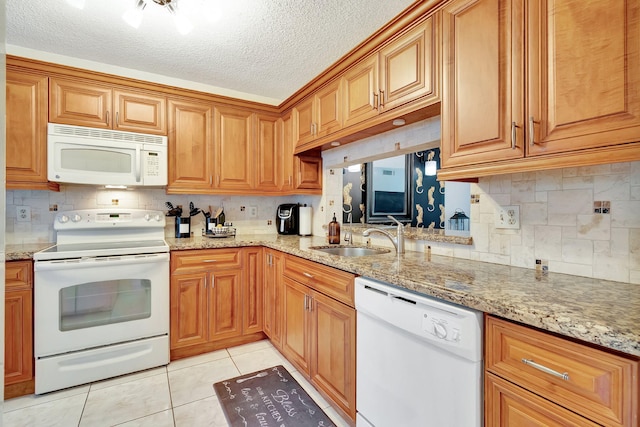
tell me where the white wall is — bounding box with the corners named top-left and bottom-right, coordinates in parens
top-left (322, 118), bottom-right (640, 285)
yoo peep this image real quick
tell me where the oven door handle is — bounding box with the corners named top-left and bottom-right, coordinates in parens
top-left (35, 253), bottom-right (169, 271)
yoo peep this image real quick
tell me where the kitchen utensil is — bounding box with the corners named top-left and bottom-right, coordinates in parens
top-left (188, 202), bottom-right (200, 217)
top-left (213, 207), bottom-right (223, 219)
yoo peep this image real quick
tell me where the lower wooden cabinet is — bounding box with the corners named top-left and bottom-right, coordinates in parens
top-left (5, 260), bottom-right (34, 399)
top-left (281, 254), bottom-right (356, 421)
top-left (485, 315), bottom-right (639, 427)
top-left (169, 248), bottom-right (264, 359)
top-left (263, 249), bottom-right (284, 348)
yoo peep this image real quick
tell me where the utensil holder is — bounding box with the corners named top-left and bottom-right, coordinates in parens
top-left (175, 216), bottom-right (190, 238)
top-left (205, 217), bottom-right (218, 233)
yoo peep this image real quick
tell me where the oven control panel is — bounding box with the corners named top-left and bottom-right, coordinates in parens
top-left (54, 209), bottom-right (165, 230)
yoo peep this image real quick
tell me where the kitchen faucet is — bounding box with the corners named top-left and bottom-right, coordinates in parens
top-left (362, 215), bottom-right (405, 255)
top-left (344, 212), bottom-right (353, 245)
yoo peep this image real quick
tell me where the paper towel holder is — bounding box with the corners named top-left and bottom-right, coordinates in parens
top-left (298, 204), bottom-right (313, 236)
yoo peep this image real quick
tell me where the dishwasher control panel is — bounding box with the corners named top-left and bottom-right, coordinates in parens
top-left (422, 313), bottom-right (461, 342)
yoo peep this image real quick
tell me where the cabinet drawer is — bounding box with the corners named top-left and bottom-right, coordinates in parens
top-left (283, 255), bottom-right (354, 307)
top-left (5, 261), bottom-right (33, 291)
top-left (171, 249), bottom-right (242, 273)
top-left (485, 372), bottom-right (600, 427)
top-left (486, 316), bottom-right (638, 427)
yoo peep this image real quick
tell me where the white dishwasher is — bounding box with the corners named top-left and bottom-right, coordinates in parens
top-left (355, 277), bottom-right (483, 427)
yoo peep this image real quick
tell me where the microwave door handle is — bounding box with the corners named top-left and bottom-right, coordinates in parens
top-left (135, 145), bottom-right (142, 183)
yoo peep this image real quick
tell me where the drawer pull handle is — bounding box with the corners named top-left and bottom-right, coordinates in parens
top-left (302, 272), bottom-right (314, 279)
top-left (522, 358), bottom-right (570, 381)
top-left (203, 260), bottom-right (218, 263)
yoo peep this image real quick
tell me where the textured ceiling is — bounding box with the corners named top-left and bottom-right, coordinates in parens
top-left (6, 0), bottom-right (417, 105)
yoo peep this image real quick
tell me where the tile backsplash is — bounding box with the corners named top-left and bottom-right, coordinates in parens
top-left (5, 187), bottom-right (321, 243)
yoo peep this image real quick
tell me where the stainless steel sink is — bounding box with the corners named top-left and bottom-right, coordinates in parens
top-left (309, 245), bottom-right (391, 257)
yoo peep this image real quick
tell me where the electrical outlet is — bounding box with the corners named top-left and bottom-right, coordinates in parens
top-left (16, 206), bottom-right (31, 222)
top-left (249, 206), bottom-right (257, 218)
top-left (495, 205), bottom-right (520, 229)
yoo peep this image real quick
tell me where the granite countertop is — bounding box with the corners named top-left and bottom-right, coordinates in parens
top-left (8, 235), bottom-right (639, 357)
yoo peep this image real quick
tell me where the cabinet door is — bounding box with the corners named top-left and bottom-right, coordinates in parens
top-left (281, 277), bottom-right (311, 374)
top-left (485, 373), bottom-right (599, 427)
top-left (6, 71), bottom-right (49, 189)
top-left (208, 270), bottom-right (243, 341)
top-left (441, 0), bottom-right (525, 168)
top-left (170, 273), bottom-right (208, 349)
top-left (295, 155), bottom-right (322, 191)
top-left (5, 261), bottom-right (33, 387)
top-left (167, 98), bottom-right (214, 193)
top-left (526, 0), bottom-right (640, 156)
top-left (293, 97), bottom-right (315, 148)
top-left (379, 15), bottom-right (439, 111)
top-left (315, 79), bottom-right (342, 138)
top-left (264, 250), bottom-right (284, 348)
top-left (114, 89), bottom-right (167, 135)
top-left (255, 113), bottom-right (281, 192)
top-left (49, 78), bottom-right (112, 128)
top-left (243, 248), bottom-right (263, 335)
top-left (280, 113), bottom-right (295, 192)
top-left (214, 105), bottom-right (254, 191)
top-left (342, 54), bottom-right (379, 127)
top-left (311, 291), bottom-right (356, 420)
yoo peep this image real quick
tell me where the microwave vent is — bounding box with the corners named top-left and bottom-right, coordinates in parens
top-left (50, 124), bottom-right (165, 145)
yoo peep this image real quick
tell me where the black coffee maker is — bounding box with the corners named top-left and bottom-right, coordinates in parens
top-left (276, 204), bottom-right (299, 235)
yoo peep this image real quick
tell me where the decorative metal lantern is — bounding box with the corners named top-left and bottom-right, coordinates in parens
top-left (449, 209), bottom-right (469, 231)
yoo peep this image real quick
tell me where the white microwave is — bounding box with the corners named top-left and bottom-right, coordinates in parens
top-left (48, 123), bottom-right (168, 187)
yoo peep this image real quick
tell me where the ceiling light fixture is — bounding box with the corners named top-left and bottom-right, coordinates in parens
top-left (123, 0), bottom-right (193, 35)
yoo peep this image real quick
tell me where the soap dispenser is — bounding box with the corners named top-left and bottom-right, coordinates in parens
top-left (328, 213), bottom-right (340, 244)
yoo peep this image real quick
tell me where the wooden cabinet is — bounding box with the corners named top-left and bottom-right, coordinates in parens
top-left (295, 155), bottom-right (323, 191)
top-left (170, 249), bottom-right (263, 359)
top-left (255, 113), bottom-right (281, 192)
top-left (486, 373), bottom-right (600, 427)
top-left (49, 77), bottom-right (167, 134)
top-left (525, 0), bottom-right (640, 157)
top-left (242, 247), bottom-right (263, 336)
top-left (167, 98), bottom-right (214, 194)
top-left (5, 260), bottom-right (34, 399)
top-left (279, 112), bottom-right (295, 192)
top-left (281, 255), bottom-right (356, 421)
top-left (214, 105), bottom-right (255, 192)
top-left (6, 70), bottom-right (58, 191)
top-left (485, 315), bottom-right (639, 427)
top-left (440, 0), bottom-right (640, 180)
top-left (440, 0), bottom-right (524, 168)
top-left (263, 249), bottom-right (284, 348)
top-left (343, 16), bottom-right (439, 128)
top-left (294, 79), bottom-right (342, 148)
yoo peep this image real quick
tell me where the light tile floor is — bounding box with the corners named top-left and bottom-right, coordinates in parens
top-left (2, 340), bottom-right (350, 427)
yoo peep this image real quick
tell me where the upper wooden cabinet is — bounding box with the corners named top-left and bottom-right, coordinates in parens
top-left (295, 155), bottom-right (323, 191)
top-left (440, 0), bottom-right (524, 167)
top-left (214, 105), bottom-right (255, 192)
top-left (256, 113), bottom-right (281, 192)
top-left (294, 79), bottom-right (343, 148)
top-left (526, 0), bottom-right (640, 156)
top-left (440, 0), bottom-right (640, 179)
top-left (279, 112), bottom-right (295, 192)
top-left (49, 77), bottom-right (167, 135)
top-left (167, 98), bottom-right (214, 194)
top-left (343, 15), bottom-right (440, 128)
top-left (6, 69), bottom-right (58, 191)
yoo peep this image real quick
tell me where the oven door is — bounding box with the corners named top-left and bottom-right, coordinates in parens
top-left (34, 252), bottom-right (169, 357)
